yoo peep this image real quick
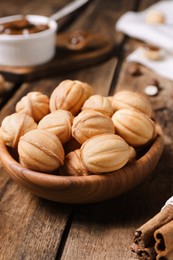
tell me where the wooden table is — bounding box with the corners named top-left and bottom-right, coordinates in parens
top-left (0, 0), bottom-right (172, 259)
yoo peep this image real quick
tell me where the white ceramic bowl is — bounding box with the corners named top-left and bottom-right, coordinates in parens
top-left (0, 15), bottom-right (58, 67)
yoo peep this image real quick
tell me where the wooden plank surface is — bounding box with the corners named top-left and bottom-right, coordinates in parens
top-left (1, 0), bottom-right (172, 259)
top-left (61, 0), bottom-right (173, 260)
top-left (0, 0), bottom-right (119, 259)
top-left (0, 40), bottom-right (114, 82)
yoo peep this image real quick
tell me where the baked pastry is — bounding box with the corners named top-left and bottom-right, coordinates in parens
top-left (49, 80), bottom-right (93, 115)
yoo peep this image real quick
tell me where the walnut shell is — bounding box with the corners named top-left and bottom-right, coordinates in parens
top-left (15, 91), bottom-right (50, 122)
top-left (145, 10), bottom-right (165, 24)
top-left (64, 149), bottom-right (90, 176)
top-left (81, 134), bottom-right (130, 173)
top-left (0, 74), bottom-right (13, 94)
top-left (142, 45), bottom-right (162, 61)
top-left (18, 129), bottom-right (64, 173)
top-left (38, 110), bottom-right (73, 144)
top-left (112, 109), bottom-right (156, 147)
top-left (0, 74), bottom-right (5, 87)
top-left (49, 80), bottom-right (93, 115)
top-left (82, 94), bottom-right (114, 117)
top-left (0, 113), bottom-right (37, 148)
top-left (112, 90), bottom-right (153, 118)
top-left (72, 110), bottom-right (115, 144)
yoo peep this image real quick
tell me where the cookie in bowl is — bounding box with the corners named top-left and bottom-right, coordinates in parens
top-left (0, 81), bottom-right (164, 203)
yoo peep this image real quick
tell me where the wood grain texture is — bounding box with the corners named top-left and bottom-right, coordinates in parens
top-left (0, 0), bottom-right (118, 82)
top-left (61, 0), bottom-right (173, 260)
top-left (1, 0), bottom-right (172, 260)
top-left (0, 0), bottom-right (119, 259)
top-left (0, 126), bottom-right (164, 203)
top-left (0, 0), bottom-right (70, 17)
top-left (0, 55), bottom-right (117, 258)
top-left (0, 33), bottom-right (114, 82)
top-left (0, 178), bottom-right (73, 260)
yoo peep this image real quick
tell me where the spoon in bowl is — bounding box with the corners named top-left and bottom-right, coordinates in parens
top-left (0, 0), bottom-right (90, 67)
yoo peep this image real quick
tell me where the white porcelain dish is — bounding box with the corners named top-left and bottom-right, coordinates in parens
top-left (0, 15), bottom-right (58, 67)
top-left (0, 0), bottom-right (90, 67)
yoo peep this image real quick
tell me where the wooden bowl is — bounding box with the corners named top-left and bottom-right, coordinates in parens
top-left (0, 126), bottom-right (164, 203)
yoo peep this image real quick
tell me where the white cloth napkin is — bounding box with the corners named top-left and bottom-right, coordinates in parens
top-left (127, 47), bottom-right (173, 81)
top-left (116, 0), bottom-right (173, 80)
top-left (162, 196), bottom-right (173, 210)
top-left (116, 0), bottom-right (173, 52)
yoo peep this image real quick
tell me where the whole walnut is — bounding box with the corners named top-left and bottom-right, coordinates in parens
top-left (72, 110), bottom-right (115, 144)
top-left (0, 74), bottom-right (13, 94)
top-left (145, 10), bottom-right (165, 25)
top-left (0, 74), bottom-right (5, 88)
top-left (15, 91), bottom-right (50, 122)
top-left (112, 90), bottom-right (153, 118)
top-left (49, 80), bottom-right (93, 115)
top-left (81, 134), bottom-right (130, 173)
top-left (112, 109), bottom-right (156, 147)
top-left (18, 129), bottom-right (64, 173)
top-left (82, 95), bottom-right (114, 117)
top-left (38, 110), bottom-right (73, 144)
top-left (0, 112), bottom-right (37, 148)
top-left (64, 149), bottom-right (91, 176)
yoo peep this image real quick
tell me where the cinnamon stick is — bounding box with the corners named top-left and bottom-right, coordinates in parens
top-left (131, 241), bottom-right (156, 260)
top-left (154, 220), bottom-right (173, 260)
top-left (137, 246), bottom-right (157, 260)
top-left (133, 205), bottom-right (173, 249)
